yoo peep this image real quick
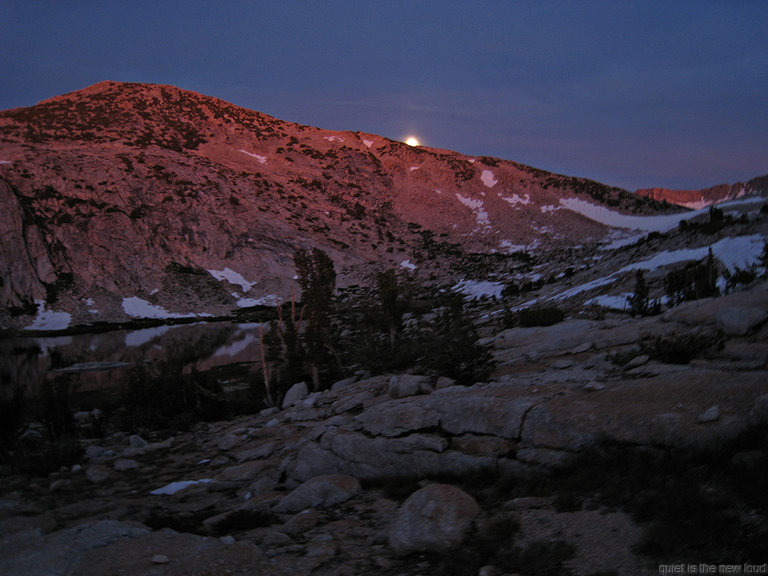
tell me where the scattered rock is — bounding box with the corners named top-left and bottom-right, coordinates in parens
top-left (151, 554), bottom-right (169, 564)
top-left (697, 405), bottom-right (721, 423)
top-left (129, 435), bottom-right (148, 449)
top-left (113, 459), bottom-right (139, 471)
top-left (216, 433), bottom-right (241, 451)
top-left (85, 465), bottom-right (113, 484)
top-left (750, 394), bottom-right (768, 424)
top-left (388, 484), bottom-right (480, 554)
top-left (624, 354), bottom-right (650, 369)
top-left (571, 341), bottom-right (593, 354)
top-left (280, 508), bottom-right (322, 537)
top-left (435, 376), bottom-right (457, 390)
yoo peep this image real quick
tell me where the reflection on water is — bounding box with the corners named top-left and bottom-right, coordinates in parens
top-left (0, 322), bottom-right (265, 407)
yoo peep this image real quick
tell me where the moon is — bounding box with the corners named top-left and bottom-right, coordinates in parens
top-left (405, 136), bottom-right (420, 147)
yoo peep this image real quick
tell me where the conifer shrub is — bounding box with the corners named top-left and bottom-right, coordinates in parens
top-left (663, 249), bottom-right (719, 306)
top-left (516, 306), bottom-right (565, 327)
top-left (639, 331), bottom-right (722, 364)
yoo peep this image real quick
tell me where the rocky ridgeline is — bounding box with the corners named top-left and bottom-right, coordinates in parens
top-left (1, 282), bottom-right (768, 575)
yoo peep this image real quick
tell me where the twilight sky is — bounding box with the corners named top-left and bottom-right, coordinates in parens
top-left (1, 1), bottom-right (766, 191)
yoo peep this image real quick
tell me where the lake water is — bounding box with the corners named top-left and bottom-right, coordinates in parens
top-left (0, 321), bottom-right (266, 410)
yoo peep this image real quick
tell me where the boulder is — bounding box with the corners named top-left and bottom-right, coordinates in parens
top-left (715, 306), bottom-right (768, 336)
top-left (274, 474), bottom-right (361, 514)
top-left (282, 382), bottom-right (309, 409)
top-left (388, 374), bottom-right (431, 398)
top-left (388, 484), bottom-right (480, 554)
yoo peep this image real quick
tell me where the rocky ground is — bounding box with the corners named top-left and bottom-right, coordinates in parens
top-left (1, 281), bottom-right (767, 575)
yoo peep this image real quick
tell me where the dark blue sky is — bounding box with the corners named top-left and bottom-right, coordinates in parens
top-left (2, 1), bottom-right (766, 191)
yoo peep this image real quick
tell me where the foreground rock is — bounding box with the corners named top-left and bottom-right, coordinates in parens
top-left (1, 285), bottom-right (767, 574)
top-left (388, 484), bottom-right (480, 555)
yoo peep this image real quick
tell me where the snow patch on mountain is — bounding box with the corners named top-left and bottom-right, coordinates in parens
top-left (400, 260), bottom-right (417, 271)
top-left (238, 149), bottom-right (267, 164)
top-left (208, 268), bottom-right (255, 292)
top-left (502, 194), bottom-right (530, 207)
top-left (456, 193), bottom-right (490, 226)
top-left (453, 279), bottom-right (505, 300)
top-left (480, 170), bottom-right (498, 188)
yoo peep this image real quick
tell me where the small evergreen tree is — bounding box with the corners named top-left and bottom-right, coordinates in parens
top-left (293, 247), bottom-right (337, 390)
top-left (376, 268), bottom-right (404, 351)
top-left (627, 269), bottom-right (650, 317)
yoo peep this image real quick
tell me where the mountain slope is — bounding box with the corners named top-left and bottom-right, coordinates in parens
top-left (0, 81), bottom-right (676, 329)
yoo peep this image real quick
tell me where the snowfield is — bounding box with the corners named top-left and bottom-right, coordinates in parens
top-left (551, 233), bottom-right (767, 302)
top-left (121, 296), bottom-right (200, 319)
top-left (560, 197), bottom-right (702, 232)
top-left (561, 194), bottom-right (767, 233)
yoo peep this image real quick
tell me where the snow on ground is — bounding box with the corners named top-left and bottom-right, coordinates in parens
top-left (410, 166), bottom-right (420, 172)
top-left (0, 160), bottom-right (12, 164)
top-left (236, 295), bottom-right (280, 308)
top-left (502, 194), bottom-right (531, 207)
top-left (585, 294), bottom-right (631, 311)
top-left (362, 139), bottom-right (373, 148)
top-left (208, 268), bottom-right (255, 292)
top-left (238, 149), bottom-right (267, 164)
top-left (456, 193), bottom-right (490, 226)
top-left (499, 240), bottom-right (530, 253)
top-left (26, 300), bottom-right (72, 331)
top-left (453, 279), bottom-right (505, 300)
top-left (324, 135), bottom-right (344, 143)
top-left (150, 479), bottom-right (212, 496)
top-left (540, 205), bottom-right (558, 214)
top-left (480, 170), bottom-right (498, 188)
top-left (551, 234), bottom-right (767, 302)
top-left (121, 296), bottom-right (198, 319)
top-left (400, 260), bottom-right (417, 271)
